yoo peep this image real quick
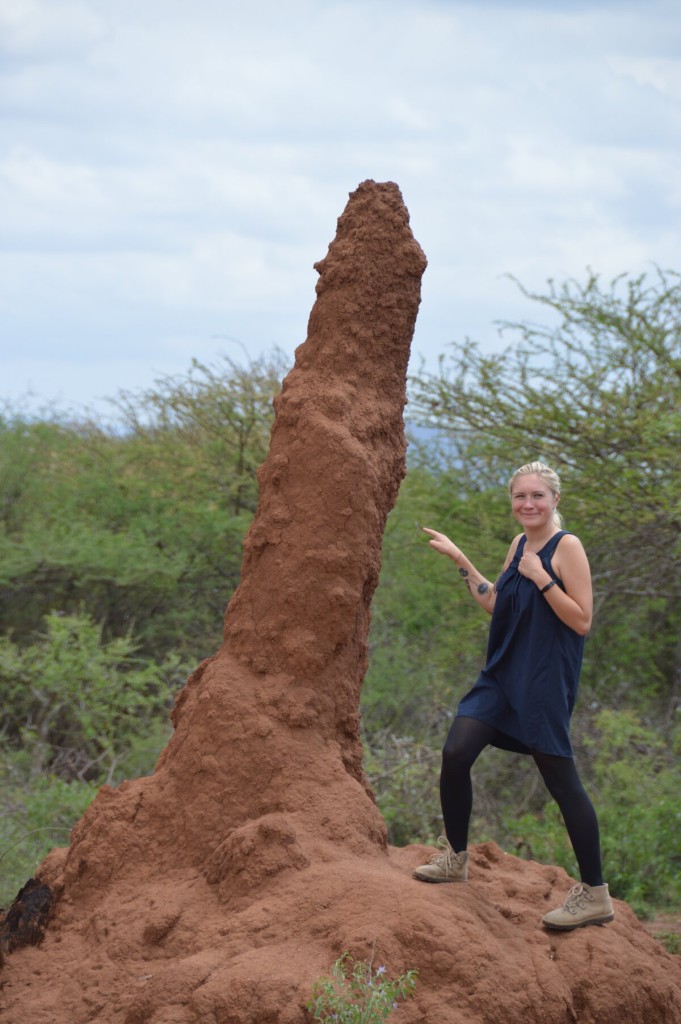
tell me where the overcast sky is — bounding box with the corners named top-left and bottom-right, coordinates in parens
top-left (1, 0), bottom-right (679, 415)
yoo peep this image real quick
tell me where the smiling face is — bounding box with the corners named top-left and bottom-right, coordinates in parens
top-left (510, 473), bottom-right (559, 531)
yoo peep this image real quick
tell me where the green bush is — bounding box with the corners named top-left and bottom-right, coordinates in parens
top-left (364, 733), bottom-right (441, 847)
top-left (0, 611), bottom-right (182, 782)
top-left (0, 611), bottom-right (180, 906)
top-left (0, 764), bottom-right (97, 907)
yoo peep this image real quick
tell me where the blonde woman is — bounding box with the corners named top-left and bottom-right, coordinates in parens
top-left (413, 462), bottom-right (614, 931)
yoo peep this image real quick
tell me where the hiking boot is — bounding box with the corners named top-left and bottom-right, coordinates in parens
top-left (542, 883), bottom-right (615, 930)
top-left (413, 836), bottom-right (468, 883)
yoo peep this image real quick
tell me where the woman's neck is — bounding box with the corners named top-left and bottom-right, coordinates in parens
top-left (523, 524), bottom-right (560, 551)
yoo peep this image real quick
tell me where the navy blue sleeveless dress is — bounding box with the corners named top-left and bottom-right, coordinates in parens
top-left (456, 531), bottom-right (584, 757)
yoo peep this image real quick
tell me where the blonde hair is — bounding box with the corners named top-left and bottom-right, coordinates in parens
top-left (509, 461), bottom-right (564, 529)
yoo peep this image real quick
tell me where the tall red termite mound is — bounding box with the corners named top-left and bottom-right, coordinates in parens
top-left (1, 181), bottom-right (680, 1024)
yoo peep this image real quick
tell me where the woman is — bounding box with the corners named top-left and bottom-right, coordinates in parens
top-left (413, 462), bottom-right (614, 930)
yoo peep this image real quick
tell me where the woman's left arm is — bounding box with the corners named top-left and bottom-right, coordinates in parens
top-left (518, 535), bottom-right (593, 635)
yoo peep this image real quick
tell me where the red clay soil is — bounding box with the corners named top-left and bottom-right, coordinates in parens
top-left (1, 181), bottom-right (679, 1024)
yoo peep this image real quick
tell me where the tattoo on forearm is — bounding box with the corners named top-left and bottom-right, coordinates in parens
top-left (457, 568), bottom-right (474, 597)
top-left (458, 566), bottom-right (490, 599)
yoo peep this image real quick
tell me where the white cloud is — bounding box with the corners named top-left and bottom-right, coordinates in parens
top-left (0, 0), bottom-right (679, 410)
top-left (609, 55), bottom-right (681, 102)
top-left (0, 0), bottom-right (106, 57)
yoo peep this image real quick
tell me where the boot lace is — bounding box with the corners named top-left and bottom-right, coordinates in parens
top-left (429, 836), bottom-right (464, 873)
top-left (562, 884), bottom-right (594, 915)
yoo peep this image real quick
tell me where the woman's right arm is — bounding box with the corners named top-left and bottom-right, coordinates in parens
top-left (422, 527), bottom-right (519, 615)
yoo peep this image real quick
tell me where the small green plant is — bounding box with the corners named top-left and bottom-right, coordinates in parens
top-left (654, 931), bottom-right (681, 956)
top-left (307, 952), bottom-right (417, 1023)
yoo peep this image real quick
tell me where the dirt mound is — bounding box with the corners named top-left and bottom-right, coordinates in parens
top-left (1, 181), bottom-right (679, 1023)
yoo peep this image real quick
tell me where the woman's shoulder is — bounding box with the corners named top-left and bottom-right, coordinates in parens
top-left (556, 531), bottom-right (585, 551)
top-left (553, 531), bottom-right (590, 569)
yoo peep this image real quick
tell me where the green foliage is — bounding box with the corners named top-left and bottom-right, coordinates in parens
top-left (0, 350), bottom-right (285, 663)
top-left (0, 610), bottom-right (177, 905)
top-left (307, 953), bottom-right (417, 1024)
top-left (587, 710), bottom-right (681, 912)
top-left (0, 761), bottom-right (96, 908)
top-left (111, 350), bottom-right (286, 518)
top-left (654, 932), bottom-right (681, 955)
top-left (0, 611), bottom-right (179, 781)
top-left (363, 733), bottom-right (441, 847)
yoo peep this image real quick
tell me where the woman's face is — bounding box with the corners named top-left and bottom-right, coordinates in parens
top-left (510, 473), bottom-right (558, 529)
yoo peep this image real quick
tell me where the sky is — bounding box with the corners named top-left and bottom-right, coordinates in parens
top-left (1, 0), bottom-right (679, 416)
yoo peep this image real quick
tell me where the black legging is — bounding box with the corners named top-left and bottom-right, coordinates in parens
top-left (440, 715), bottom-right (604, 886)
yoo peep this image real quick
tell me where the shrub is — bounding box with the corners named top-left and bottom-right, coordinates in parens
top-left (307, 953), bottom-right (417, 1023)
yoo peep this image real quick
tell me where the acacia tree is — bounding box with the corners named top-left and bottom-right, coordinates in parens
top-left (408, 269), bottom-right (681, 714)
top-left (112, 350), bottom-right (288, 517)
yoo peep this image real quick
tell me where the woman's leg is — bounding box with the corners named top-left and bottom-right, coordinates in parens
top-left (440, 715), bottom-right (499, 852)
top-left (532, 751), bottom-right (604, 886)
